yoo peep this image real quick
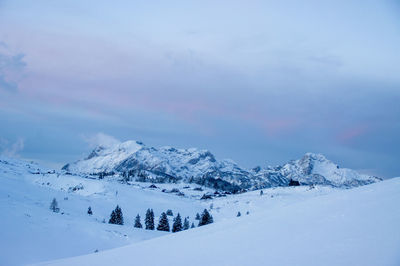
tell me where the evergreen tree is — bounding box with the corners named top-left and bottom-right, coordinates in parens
top-left (183, 217), bottom-right (190, 230)
top-left (145, 208), bottom-right (155, 230)
top-left (157, 212), bottom-right (170, 232)
top-left (166, 209), bottom-right (173, 216)
top-left (50, 198), bottom-right (59, 213)
top-left (237, 211), bottom-right (241, 217)
top-left (172, 213), bottom-right (183, 233)
top-left (115, 205), bottom-right (124, 225)
top-left (87, 206), bottom-right (93, 215)
top-left (134, 214), bottom-right (142, 228)
top-left (109, 210), bottom-right (116, 224)
top-left (198, 209), bottom-right (213, 226)
top-left (191, 222), bottom-right (195, 228)
top-left (109, 205), bottom-right (124, 225)
top-left (195, 213), bottom-right (200, 220)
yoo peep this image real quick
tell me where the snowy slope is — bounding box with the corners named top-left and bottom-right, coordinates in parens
top-left (0, 156), bottom-right (346, 265)
top-left (0, 156), bottom-right (207, 266)
top-left (63, 141), bottom-right (380, 190)
top-left (37, 177), bottom-right (400, 266)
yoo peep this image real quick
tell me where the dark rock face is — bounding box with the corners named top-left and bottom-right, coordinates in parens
top-left (289, 179), bottom-right (301, 186)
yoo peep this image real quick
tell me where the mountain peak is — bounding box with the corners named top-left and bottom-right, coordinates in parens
top-left (302, 152), bottom-right (329, 161)
top-left (63, 141), bottom-right (381, 191)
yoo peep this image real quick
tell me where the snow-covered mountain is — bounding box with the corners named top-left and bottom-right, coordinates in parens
top-left (253, 153), bottom-right (381, 188)
top-left (63, 141), bottom-right (381, 191)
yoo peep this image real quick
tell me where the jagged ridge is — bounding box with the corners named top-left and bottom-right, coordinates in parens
top-left (62, 141), bottom-right (382, 191)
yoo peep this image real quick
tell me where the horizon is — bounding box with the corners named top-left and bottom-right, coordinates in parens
top-left (1, 0), bottom-right (400, 178)
top-left (13, 134), bottom-right (391, 179)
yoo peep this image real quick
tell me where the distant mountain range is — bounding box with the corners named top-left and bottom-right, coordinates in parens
top-left (61, 140), bottom-right (381, 192)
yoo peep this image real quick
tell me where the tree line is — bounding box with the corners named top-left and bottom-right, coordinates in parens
top-left (49, 197), bottom-right (214, 232)
top-left (108, 206), bottom-right (213, 232)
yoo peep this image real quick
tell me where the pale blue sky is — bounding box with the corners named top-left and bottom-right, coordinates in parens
top-left (0, 0), bottom-right (399, 177)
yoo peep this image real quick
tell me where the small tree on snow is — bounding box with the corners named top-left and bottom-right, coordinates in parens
top-left (166, 209), bottom-right (173, 216)
top-left (145, 209), bottom-right (155, 230)
top-left (172, 213), bottom-right (182, 233)
top-left (183, 217), bottom-right (190, 230)
top-left (260, 190), bottom-right (264, 196)
top-left (134, 214), bottom-right (142, 228)
top-left (87, 206), bottom-right (93, 215)
top-left (237, 211), bottom-right (241, 217)
top-left (157, 212), bottom-right (170, 232)
top-left (191, 222), bottom-right (195, 228)
top-left (109, 210), bottom-right (116, 224)
top-left (115, 205), bottom-right (123, 225)
top-left (195, 213), bottom-right (200, 220)
top-left (50, 198), bottom-right (59, 213)
top-left (198, 209), bottom-right (213, 226)
top-left (109, 205), bottom-right (124, 225)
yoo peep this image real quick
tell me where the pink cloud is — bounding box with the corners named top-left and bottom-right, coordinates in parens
top-left (241, 111), bottom-right (300, 137)
top-left (336, 125), bottom-right (369, 143)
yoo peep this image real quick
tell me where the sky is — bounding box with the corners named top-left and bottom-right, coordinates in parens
top-left (0, 0), bottom-right (399, 177)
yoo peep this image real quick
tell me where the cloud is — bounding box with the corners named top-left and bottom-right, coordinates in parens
top-left (336, 125), bottom-right (369, 144)
top-left (0, 44), bottom-right (26, 92)
top-left (0, 137), bottom-right (25, 157)
top-left (82, 132), bottom-right (120, 148)
top-left (0, 76), bottom-right (18, 91)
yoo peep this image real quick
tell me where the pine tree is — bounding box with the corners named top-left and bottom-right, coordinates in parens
top-left (195, 213), bottom-right (200, 220)
top-left (198, 209), bottom-right (213, 226)
top-left (115, 205), bottom-right (124, 225)
top-left (134, 214), bottom-right (142, 228)
top-left (87, 206), bottom-right (93, 215)
top-left (157, 212), bottom-right (170, 232)
top-left (50, 198), bottom-right (59, 213)
top-left (109, 210), bottom-right (116, 224)
top-left (145, 208), bottom-right (155, 230)
top-left (191, 222), bottom-right (195, 228)
top-left (109, 205), bottom-right (124, 225)
top-left (172, 213), bottom-right (183, 233)
top-left (183, 217), bottom-right (190, 230)
top-left (237, 211), bottom-right (241, 217)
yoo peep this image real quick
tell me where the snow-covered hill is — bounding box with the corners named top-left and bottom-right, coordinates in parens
top-left (0, 156), bottom-right (205, 265)
top-left (63, 141), bottom-right (381, 190)
top-left (37, 177), bottom-right (400, 266)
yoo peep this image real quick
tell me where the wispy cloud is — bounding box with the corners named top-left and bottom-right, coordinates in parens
top-left (82, 132), bottom-right (120, 149)
top-left (0, 137), bottom-right (25, 157)
top-left (336, 125), bottom-right (369, 144)
top-left (0, 43), bottom-right (26, 92)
